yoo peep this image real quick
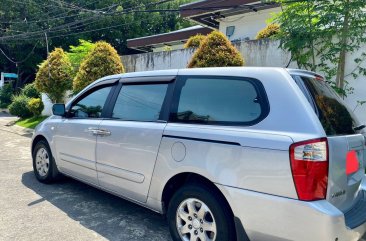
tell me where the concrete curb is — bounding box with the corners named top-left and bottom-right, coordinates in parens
top-left (0, 114), bottom-right (33, 138)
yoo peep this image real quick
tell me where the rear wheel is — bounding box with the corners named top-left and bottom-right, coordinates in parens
top-left (167, 184), bottom-right (236, 241)
top-left (32, 140), bottom-right (61, 183)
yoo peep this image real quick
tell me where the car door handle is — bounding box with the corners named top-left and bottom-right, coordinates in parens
top-left (96, 129), bottom-right (111, 136)
top-left (87, 128), bottom-right (111, 136)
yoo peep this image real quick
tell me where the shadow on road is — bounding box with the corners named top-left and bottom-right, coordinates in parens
top-left (21, 171), bottom-right (172, 241)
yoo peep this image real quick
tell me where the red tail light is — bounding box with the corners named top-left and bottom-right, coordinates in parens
top-left (346, 150), bottom-right (359, 175)
top-left (290, 138), bottom-right (328, 201)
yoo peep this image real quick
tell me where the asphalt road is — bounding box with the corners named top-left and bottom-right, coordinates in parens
top-left (0, 114), bottom-right (172, 241)
top-left (0, 113), bottom-right (365, 241)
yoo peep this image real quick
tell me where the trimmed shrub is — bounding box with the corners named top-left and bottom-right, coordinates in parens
top-left (27, 98), bottom-right (44, 117)
top-left (187, 31), bottom-right (245, 68)
top-left (22, 83), bottom-right (40, 99)
top-left (256, 24), bottom-right (280, 40)
top-left (35, 48), bottom-right (73, 103)
top-left (184, 34), bottom-right (206, 48)
top-left (73, 41), bottom-right (125, 94)
top-left (0, 84), bottom-right (14, 108)
top-left (9, 95), bottom-right (32, 118)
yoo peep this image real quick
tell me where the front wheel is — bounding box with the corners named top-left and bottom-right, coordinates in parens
top-left (167, 184), bottom-right (236, 241)
top-left (32, 140), bottom-right (61, 183)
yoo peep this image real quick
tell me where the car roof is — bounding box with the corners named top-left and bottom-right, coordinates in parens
top-left (95, 67), bottom-right (320, 84)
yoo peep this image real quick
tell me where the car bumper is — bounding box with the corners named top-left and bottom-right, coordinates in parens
top-left (217, 184), bottom-right (366, 241)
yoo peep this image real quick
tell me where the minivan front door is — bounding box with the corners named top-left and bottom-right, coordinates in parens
top-left (53, 85), bottom-right (114, 185)
top-left (96, 82), bottom-right (171, 203)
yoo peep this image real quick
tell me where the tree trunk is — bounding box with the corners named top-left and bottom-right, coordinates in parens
top-left (307, 1), bottom-right (316, 71)
top-left (335, 0), bottom-right (350, 94)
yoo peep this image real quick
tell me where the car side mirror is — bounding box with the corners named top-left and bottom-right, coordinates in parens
top-left (52, 104), bottom-right (66, 117)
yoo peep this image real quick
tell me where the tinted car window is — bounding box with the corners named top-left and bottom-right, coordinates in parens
top-left (70, 86), bottom-right (112, 118)
top-left (297, 76), bottom-right (358, 135)
top-left (170, 77), bottom-right (267, 125)
top-left (112, 84), bottom-right (168, 121)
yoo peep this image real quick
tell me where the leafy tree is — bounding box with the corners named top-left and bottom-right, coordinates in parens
top-left (35, 48), bottom-right (73, 103)
top-left (187, 31), bottom-right (244, 68)
top-left (0, 0), bottom-right (195, 87)
top-left (256, 24), bottom-right (280, 40)
top-left (184, 34), bottom-right (206, 48)
top-left (67, 39), bottom-right (95, 76)
top-left (73, 41), bottom-right (124, 93)
top-left (273, 0), bottom-right (366, 96)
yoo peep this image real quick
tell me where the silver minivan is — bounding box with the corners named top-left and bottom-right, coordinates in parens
top-left (32, 67), bottom-right (366, 241)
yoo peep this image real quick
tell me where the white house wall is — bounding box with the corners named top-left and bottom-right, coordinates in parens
top-left (218, 7), bottom-right (281, 41)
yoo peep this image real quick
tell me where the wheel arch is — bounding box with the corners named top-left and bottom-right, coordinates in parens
top-left (161, 172), bottom-right (250, 241)
top-left (32, 135), bottom-right (49, 153)
top-left (161, 172), bottom-right (233, 216)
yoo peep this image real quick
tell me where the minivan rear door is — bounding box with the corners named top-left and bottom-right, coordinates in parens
top-left (292, 72), bottom-right (365, 212)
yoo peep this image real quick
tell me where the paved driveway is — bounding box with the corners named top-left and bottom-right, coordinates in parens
top-left (0, 113), bottom-right (365, 241)
top-left (0, 114), bottom-right (171, 241)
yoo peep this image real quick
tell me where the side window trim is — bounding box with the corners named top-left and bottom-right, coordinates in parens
top-left (67, 81), bottom-right (119, 119)
top-left (168, 75), bottom-right (269, 126)
top-left (105, 79), bottom-right (176, 122)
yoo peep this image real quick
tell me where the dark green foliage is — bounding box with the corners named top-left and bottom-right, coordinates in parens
top-left (188, 31), bottom-right (245, 68)
top-left (9, 95), bottom-right (32, 118)
top-left (0, 0), bottom-right (195, 88)
top-left (27, 98), bottom-right (44, 117)
top-left (22, 83), bottom-right (40, 99)
top-left (0, 84), bottom-right (14, 108)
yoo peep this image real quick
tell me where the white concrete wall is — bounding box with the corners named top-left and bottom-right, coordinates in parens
top-left (42, 91), bottom-right (73, 116)
top-left (121, 39), bottom-right (366, 124)
top-left (218, 7), bottom-right (281, 41)
top-left (153, 43), bottom-right (185, 52)
top-left (122, 39), bottom-right (293, 72)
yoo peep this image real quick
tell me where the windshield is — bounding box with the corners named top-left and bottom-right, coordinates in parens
top-left (296, 75), bottom-right (359, 136)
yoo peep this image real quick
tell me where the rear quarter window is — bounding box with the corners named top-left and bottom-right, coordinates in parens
top-left (169, 76), bottom-right (269, 126)
top-left (295, 75), bottom-right (358, 135)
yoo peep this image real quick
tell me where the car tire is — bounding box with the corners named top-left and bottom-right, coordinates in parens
top-left (167, 183), bottom-right (236, 241)
top-left (32, 140), bottom-right (61, 183)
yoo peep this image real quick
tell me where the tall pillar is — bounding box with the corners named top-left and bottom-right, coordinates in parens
top-left (0, 72), bottom-right (4, 88)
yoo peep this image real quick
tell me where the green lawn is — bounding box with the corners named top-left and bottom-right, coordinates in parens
top-left (16, 116), bottom-right (49, 129)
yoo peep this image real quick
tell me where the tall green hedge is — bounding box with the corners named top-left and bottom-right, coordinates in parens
top-left (187, 31), bottom-right (244, 68)
top-left (73, 41), bottom-right (125, 94)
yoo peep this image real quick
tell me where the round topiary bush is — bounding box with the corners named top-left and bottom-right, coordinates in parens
top-left (256, 23), bottom-right (280, 40)
top-left (22, 83), bottom-right (40, 99)
top-left (184, 34), bottom-right (206, 48)
top-left (27, 98), bottom-right (44, 117)
top-left (9, 95), bottom-right (32, 118)
top-left (187, 31), bottom-right (245, 68)
top-left (35, 48), bottom-right (73, 103)
top-left (73, 41), bottom-right (125, 94)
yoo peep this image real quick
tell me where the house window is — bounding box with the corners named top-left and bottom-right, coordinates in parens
top-left (226, 26), bottom-right (235, 38)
